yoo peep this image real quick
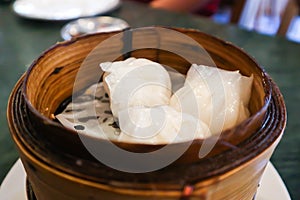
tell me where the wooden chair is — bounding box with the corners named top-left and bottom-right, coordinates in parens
top-left (277, 0), bottom-right (299, 36)
top-left (230, 0), bottom-right (247, 24)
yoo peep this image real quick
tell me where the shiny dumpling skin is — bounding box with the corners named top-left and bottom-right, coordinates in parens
top-left (100, 57), bottom-right (172, 118)
top-left (117, 105), bottom-right (211, 144)
top-left (170, 64), bottom-right (253, 134)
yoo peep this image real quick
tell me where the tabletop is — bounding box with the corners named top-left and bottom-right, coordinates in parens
top-left (0, 1), bottom-right (299, 199)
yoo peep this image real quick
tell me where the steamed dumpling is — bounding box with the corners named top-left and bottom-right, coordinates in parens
top-left (100, 58), bottom-right (172, 118)
top-left (117, 105), bottom-right (211, 144)
top-left (170, 64), bottom-right (253, 134)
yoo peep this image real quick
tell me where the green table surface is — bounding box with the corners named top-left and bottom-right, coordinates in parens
top-left (0, 1), bottom-right (299, 199)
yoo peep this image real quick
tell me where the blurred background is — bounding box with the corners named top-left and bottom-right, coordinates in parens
top-left (213, 0), bottom-right (300, 42)
top-left (1, 0), bottom-right (300, 43)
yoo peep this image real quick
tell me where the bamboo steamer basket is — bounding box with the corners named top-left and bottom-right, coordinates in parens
top-left (7, 27), bottom-right (286, 200)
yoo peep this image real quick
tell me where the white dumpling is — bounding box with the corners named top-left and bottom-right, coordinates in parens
top-left (117, 105), bottom-right (211, 144)
top-left (170, 64), bottom-right (253, 134)
top-left (100, 58), bottom-right (172, 118)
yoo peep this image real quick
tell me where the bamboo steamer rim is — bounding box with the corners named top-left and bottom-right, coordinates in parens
top-left (9, 27), bottom-right (286, 188)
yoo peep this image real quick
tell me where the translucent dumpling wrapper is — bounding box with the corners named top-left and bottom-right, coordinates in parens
top-left (56, 62), bottom-right (253, 144)
top-left (55, 83), bottom-right (211, 144)
top-left (118, 105), bottom-right (211, 144)
top-left (56, 83), bottom-right (120, 140)
top-left (170, 64), bottom-right (253, 134)
top-left (100, 57), bottom-right (172, 119)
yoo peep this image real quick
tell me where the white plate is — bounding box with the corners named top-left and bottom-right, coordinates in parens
top-left (0, 159), bottom-right (291, 200)
top-left (12, 0), bottom-right (120, 21)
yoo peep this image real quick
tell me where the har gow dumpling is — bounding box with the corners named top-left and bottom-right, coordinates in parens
top-left (170, 64), bottom-right (253, 134)
top-left (100, 58), bottom-right (172, 118)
